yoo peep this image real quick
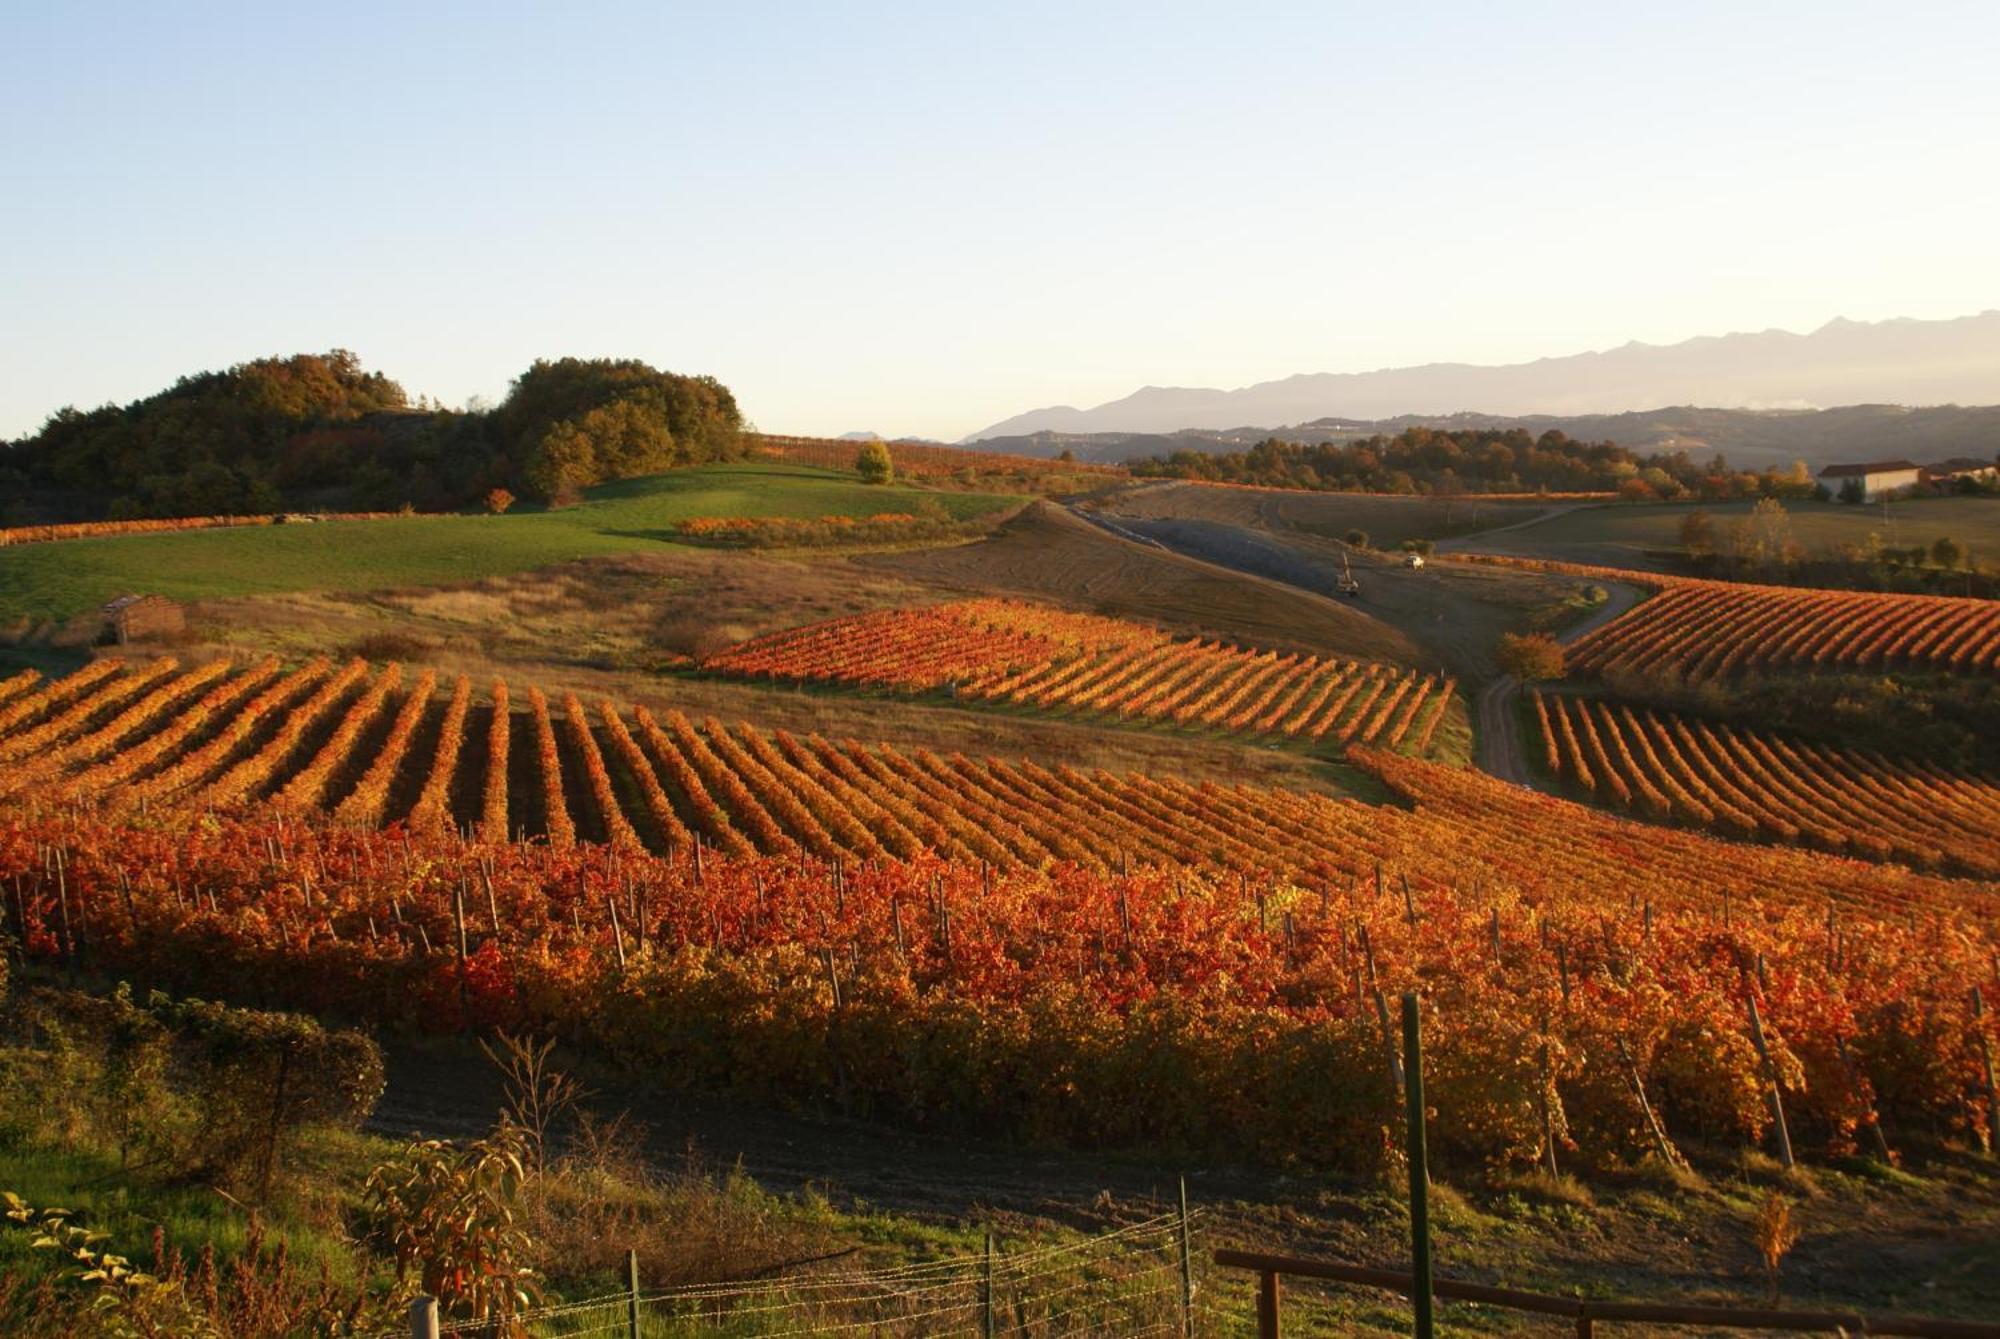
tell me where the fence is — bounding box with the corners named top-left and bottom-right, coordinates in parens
top-left (398, 1204), bottom-right (1201, 1337)
top-left (1211, 1249), bottom-right (2000, 1338)
top-left (1210, 992), bottom-right (2000, 1339)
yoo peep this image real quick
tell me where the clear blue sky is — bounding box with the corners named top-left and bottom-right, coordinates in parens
top-left (4, 1), bottom-right (1996, 442)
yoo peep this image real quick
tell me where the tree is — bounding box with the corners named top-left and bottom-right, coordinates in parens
top-left (1838, 476), bottom-right (1866, 505)
top-left (1931, 535), bottom-right (1965, 570)
top-left (1496, 631), bottom-right (1565, 682)
top-left (856, 440), bottom-right (894, 484)
top-left (483, 487), bottom-right (515, 515)
top-left (1679, 509), bottom-right (1715, 558)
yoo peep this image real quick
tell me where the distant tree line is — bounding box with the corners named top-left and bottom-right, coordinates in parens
top-left (1126, 426), bottom-right (1827, 501)
top-left (1679, 501), bottom-right (1992, 596)
top-left (0, 351), bottom-right (744, 522)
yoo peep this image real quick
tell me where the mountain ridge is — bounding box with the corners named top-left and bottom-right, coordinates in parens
top-left (964, 311), bottom-right (2000, 441)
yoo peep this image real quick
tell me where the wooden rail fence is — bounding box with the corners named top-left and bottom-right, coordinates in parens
top-left (1213, 1247), bottom-right (2000, 1338)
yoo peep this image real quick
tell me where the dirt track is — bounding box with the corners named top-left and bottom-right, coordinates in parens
top-left (1475, 580), bottom-right (1642, 783)
top-left (864, 500), bottom-right (1422, 665)
top-left (1072, 494), bottom-right (1648, 784)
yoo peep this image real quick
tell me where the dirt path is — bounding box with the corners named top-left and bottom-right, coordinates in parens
top-left (867, 501), bottom-right (1422, 666)
top-left (1431, 501), bottom-right (1603, 551)
top-left (1476, 579), bottom-right (1643, 783)
top-left (1072, 501), bottom-right (1648, 784)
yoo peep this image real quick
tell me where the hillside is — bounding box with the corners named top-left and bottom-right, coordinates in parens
top-left (964, 310), bottom-right (2000, 442)
top-left (0, 463), bottom-right (1022, 626)
top-left (975, 402), bottom-right (2000, 473)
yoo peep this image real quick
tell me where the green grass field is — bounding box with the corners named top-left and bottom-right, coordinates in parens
top-left (1465, 494), bottom-right (2000, 570)
top-left (0, 464), bottom-right (1023, 623)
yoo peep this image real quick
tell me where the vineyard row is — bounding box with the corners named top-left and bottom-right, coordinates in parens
top-left (705, 600), bottom-right (1457, 754)
top-left (3, 800), bottom-right (1994, 1171)
top-left (1453, 553), bottom-right (2000, 680)
top-left (1, 659), bottom-right (1992, 929)
top-left (1529, 691), bottom-right (2000, 878)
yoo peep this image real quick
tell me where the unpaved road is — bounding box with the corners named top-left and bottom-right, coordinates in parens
top-left (1476, 579), bottom-right (1643, 783)
top-left (1074, 501), bottom-right (1646, 784)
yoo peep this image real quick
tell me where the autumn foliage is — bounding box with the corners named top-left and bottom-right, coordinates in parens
top-left (707, 600), bottom-right (1457, 755)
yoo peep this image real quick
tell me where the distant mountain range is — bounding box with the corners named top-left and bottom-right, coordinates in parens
top-left (972, 403), bottom-right (2000, 473)
top-left (963, 311), bottom-right (2000, 449)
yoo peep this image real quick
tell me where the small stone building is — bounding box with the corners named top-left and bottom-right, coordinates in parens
top-left (101, 594), bottom-right (184, 645)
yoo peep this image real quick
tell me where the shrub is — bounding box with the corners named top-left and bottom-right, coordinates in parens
top-left (1497, 631), bottom-right (1565, 683)
top-left (363, 1123), bottom-right (541, 1327)
top-left (483, 487), bottom-right (516, 515)
top-left (1343, 528), bottom-right (1370, 548)
top-left (855, 440), bottom-right (894, 484)
top-left (5, 986), bottom-right (384, 1198)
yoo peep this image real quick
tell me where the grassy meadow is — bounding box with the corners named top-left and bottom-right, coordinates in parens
top-left (1464, 494), bottom-right (2000, 570)
top-left (0, 464), bottom-right (1024, 624)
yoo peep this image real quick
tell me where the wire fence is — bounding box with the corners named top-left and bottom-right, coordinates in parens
top-left (406, 1209), bottom-right (1203, 1338)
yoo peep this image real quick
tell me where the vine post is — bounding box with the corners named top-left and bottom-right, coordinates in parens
top-left (1402, 991), bottom-right (1434, 1339)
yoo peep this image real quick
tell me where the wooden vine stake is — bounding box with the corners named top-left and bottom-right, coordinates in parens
top-left (1975, 987), bottom-right (1999, 1159)
top-left (1536, 1015), bottom-right (1559, 1181)
top-left (1401, 992), bottom-right (1435, 1339)
top-left (1614, 1037), bottom-right (1683, 1171)
top-left (1745, 994), bottom-right (1796, 1170)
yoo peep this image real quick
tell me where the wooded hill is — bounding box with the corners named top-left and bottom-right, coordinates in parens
top-left (0, 351), bottom-right (745, 523)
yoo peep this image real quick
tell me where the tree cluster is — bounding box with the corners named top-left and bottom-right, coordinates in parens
top-left (1126, 426), bottom-right (1822, 501)
top-left (1, 351), bottom-right (744, 522)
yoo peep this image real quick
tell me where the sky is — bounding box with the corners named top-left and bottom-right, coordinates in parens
top-left (3, 1), bottom-right (1998, 443)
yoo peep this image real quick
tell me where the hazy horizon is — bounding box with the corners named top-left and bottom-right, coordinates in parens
top-left (5, 2), bottom-right (1997, 442)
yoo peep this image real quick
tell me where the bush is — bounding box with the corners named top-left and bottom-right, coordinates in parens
top-left (1344, 528), bottom-right (1369, 548)
top-left (4, 986), bottom-right (384, 1198)
top-left (855, 440), bottom-right (894, 484)
top-left (1497, 631), bottom-right (1565, 683)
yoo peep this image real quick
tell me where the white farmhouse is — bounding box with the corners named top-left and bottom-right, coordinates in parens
top-left (1817, 460), bottom-right (1923, 501)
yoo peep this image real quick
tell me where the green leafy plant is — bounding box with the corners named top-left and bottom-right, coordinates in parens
top-left (363, 1123), bottom-right (541, 1330)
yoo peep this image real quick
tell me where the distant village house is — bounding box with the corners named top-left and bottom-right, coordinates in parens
top-left (100, 593), bottom-right (184, 645)
top-left (1816, 460), bottom-right (1922, 502)
top-left (1922, 457), bottom-right (1999, 488)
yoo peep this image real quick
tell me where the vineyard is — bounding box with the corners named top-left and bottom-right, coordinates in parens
top-left (0, 509), bottom-right (426, 548)
top-left (5, 654), bottom-right (1998, 1175)
top-left (0, 656), bottom-right (1458, 872)
top-left (1, 753), bottom-right (1994, 1170)
top-left (1530, 691), bottom-right (2000, 877)
top-left (1456, 554), bottom-right (2000, 680)
top-left (705, 600), bottom-right (1458, 755)
top-left (751, 433), bottom-right (1123, 478)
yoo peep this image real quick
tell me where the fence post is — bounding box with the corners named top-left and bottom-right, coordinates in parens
top-left (1403, 991), bottom-right (1434, 1339)
top-left (982, 1231), bottom-right (996, 1339)
top-left (627, 1247), bottom-right (641, 1338)
top-left (1256, 1268), bottom-right (1280, 1339)
top-left (408, 1295), bottom-right (440, 1339)
top-left (1178, 1175), bottom-right (1196, 1339)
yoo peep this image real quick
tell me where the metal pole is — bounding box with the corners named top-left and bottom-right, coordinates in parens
top-left (408, 1295), bottom-right (440, 1339)
top-left (1402, 991), bottom-right (1435, 1339)
top-left (627, 1248), bottom-right (641, 1338)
